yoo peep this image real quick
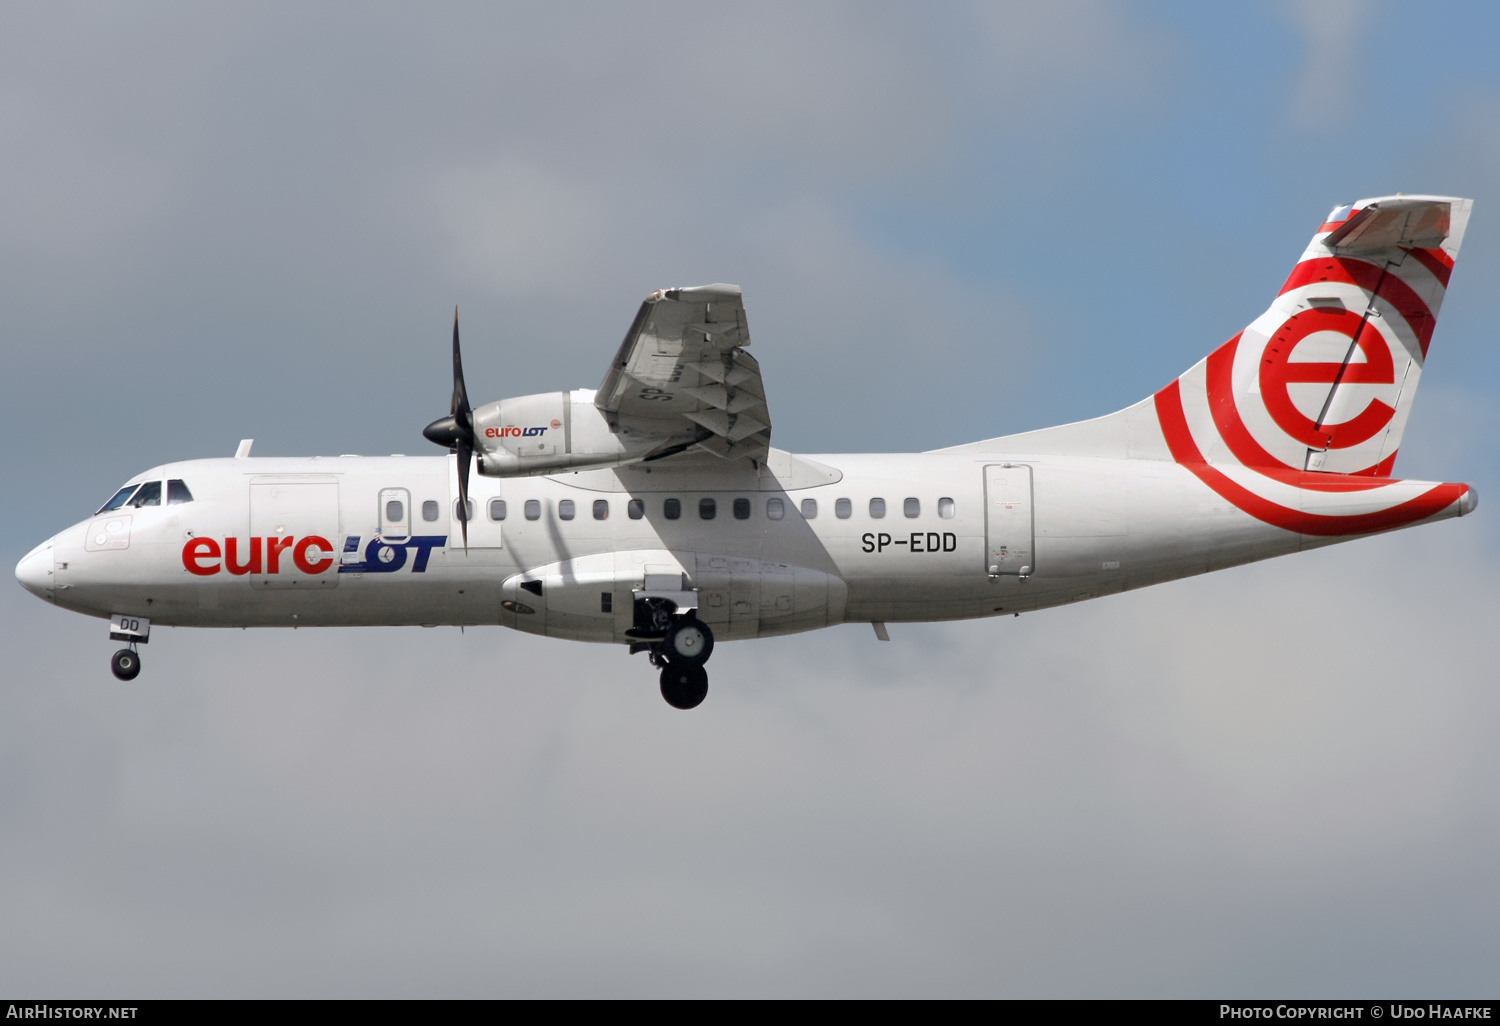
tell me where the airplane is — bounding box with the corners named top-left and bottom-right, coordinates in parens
top-left (14, 194), bottom-right (1480, 709)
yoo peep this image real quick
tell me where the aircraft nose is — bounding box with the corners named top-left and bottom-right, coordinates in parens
top-left (15, 540), bottom-right (55, 602)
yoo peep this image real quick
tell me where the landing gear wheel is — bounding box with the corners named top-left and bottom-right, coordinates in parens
top-left (111, 648), bottom-right (141, 681)
top-left (659, 661), bottom-right (709, 710)
top-left (664, 618), bottom-right (714, 665)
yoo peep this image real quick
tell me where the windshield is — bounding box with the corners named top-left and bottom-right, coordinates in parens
top-left (126, 481), bottom-right (162, 507)
top-left (96, 485), bottom-right (139, 515)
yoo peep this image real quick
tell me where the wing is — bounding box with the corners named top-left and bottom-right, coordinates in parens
top-left (595, 284), bottom-right (772, 463)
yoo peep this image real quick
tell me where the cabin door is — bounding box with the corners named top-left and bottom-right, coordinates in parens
top-left (983, 464), bottom-right (1034, 577)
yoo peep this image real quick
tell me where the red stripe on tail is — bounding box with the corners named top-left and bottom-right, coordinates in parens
top-left (1154, 380), bottom-right (1464, 536)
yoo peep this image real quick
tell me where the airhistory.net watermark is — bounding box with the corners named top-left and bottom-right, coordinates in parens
top-left (5, 1007), bottom-right (137, 1020)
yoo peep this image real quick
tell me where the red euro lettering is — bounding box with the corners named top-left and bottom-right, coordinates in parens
top-left (266, 535), bottom-right (294, 573)
top-left (293, 535), bottom-right (334, 574)
top-left (224, 537), bottom-right (262, 575)
top-left (182, 538), bottom-right (221, 576)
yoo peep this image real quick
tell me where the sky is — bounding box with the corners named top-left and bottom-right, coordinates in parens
top-left (3, 0), bottom-right (1498, 998)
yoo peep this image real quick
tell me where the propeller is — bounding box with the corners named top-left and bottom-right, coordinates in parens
top-left (422, 308), bottom-right (474, 551)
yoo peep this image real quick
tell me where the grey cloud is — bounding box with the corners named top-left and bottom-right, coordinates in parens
top-left (1281, 0), bottom-right (1368, 130)
top-left (4, 1), bottom-right (1497, 998)
top-left (1, 1), bottom-right (1163, 512)
top-left (3, 517), bottom-right (1496, 996)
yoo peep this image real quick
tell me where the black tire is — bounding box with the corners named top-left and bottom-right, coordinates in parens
top-left (664, 617), bottom-right (714, 665)
top-left (111, 649), bottom-right (141, 681)
top-left (659, 661), bottom-right (708, 710)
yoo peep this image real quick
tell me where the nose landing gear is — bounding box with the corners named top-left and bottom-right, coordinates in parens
top-left (107, 614), bottom-right (150, 681)
top-left (111, 647), bottom-right (141, 681)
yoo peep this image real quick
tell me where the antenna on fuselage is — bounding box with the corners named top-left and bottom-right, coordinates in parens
top-left (234, 439), bottom-right (253, 459)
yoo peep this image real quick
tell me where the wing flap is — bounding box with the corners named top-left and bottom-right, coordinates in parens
top-left (596, 284), bottom-right (772, 463)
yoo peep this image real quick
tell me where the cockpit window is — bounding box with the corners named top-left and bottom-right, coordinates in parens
top-left (97, 485), bottom-right (139, 515)
top-left (127, 481), bottom-right (162, 507)
top-left (167, 480), bottom-right (194, 505)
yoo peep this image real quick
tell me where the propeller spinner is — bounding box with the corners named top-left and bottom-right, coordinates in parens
top-left (422, 308), bottom-right (475, 551)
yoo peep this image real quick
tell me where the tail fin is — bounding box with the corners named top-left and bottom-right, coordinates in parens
top-left (1171, 194), bottom-right (1471, 477)
top-left (947, 194), bottom-right (1472, 480)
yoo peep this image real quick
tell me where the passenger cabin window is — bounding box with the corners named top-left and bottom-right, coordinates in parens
top-left (454, 498), bottom-right (474, 522)
top-left (97, 485), bottom-right (138, 515)
top-left (525, 499), bottom-right (541, 521)
top-left (593, 500), bottom-right (609, 520)
top-left (422, 500), bottom-right (439, 522)
top-left (801, 498), bottom-right (818, 519)
top-left (489, 499), bottom-right (507, 521)
top-left (733, 498), bottom-right (751, 520)
top-left (699, 498), bottom-right (716, 520)
top-left (628, 499), bottom-right (645, 520)
top-left (869, 498), bottom-right (886, 519)
top-left (766, 498), bottom-right (785, 520)
top-left (664, 498), bottom-right (681, 520)
top-left (128, 481), bottom-right (162, 507)
top-left (835, 498), bottom-right (851, 519)
top-left (558, 499), bottom-right (575, 521)
top-left (904, 497), bottom-right (920, 518)
top-left (379, 489), bottom-right (410, 538)
top-left (938, 497), bottom-right (955, 519)
top-left (167, 480), bottom-right (193, 505)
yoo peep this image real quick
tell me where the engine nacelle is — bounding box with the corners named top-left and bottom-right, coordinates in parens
top-left (471, 388), bottom-right (697, 477)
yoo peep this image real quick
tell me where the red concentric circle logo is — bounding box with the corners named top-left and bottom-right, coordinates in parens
top-left (1258, 307), bottom-right (1396, 450)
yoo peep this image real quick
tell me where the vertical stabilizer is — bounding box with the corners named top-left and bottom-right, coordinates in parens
top-left (946, 195), bottom-right (1472, 483)
top-left (1173, 194), bottom-right (1471, 477)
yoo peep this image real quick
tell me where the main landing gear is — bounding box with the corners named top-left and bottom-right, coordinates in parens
top-left (642, 616), bottom-right (715, 710)
top-left (111, 646), bottom-right (141, 681)
top-left (657, 659), bottom-right (708, 710)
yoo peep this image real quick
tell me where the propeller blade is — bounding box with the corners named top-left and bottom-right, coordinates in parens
top-left (423, 307), bottom-right (477, 553)
top-left (456, 435), bottom-right (472, 553)
top-left (451, 307), bottom-right (471, 425)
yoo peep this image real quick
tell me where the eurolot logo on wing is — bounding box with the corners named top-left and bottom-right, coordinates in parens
top-left (181, 535), bottom-right (448, 575)
top-left (484, 419), bottom-right (560, 439)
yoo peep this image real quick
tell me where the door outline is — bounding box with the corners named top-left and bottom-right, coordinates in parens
top-left (249, 477), bottom-right (341, 590)
top-left (379, 488), bottom-right (411, 540)
top-left (984, 463), bottom-right (1034, 577)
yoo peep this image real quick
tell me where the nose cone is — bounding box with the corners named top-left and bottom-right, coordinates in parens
top-left (15, 540), bottom-right (55, 603)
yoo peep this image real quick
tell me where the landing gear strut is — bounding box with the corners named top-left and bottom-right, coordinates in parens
top-left (111, 647), bottom-right (141, 681)
top-left (648, 615), bottom-right (714, 710)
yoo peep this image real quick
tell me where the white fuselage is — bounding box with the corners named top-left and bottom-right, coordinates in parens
top-left (21, 447), bottom-right (1467, 645)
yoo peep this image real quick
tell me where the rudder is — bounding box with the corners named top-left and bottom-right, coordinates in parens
top-left (1178, 194), bottom-right (1471, 477)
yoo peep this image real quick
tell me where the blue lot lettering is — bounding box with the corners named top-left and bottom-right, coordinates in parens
top-left (338, 535), bottom-right (446, 573)
top-left (862, 532), bottom-right (957, 554)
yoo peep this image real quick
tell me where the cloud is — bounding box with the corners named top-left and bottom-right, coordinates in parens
top-left (4, 1), bottom-right (1499, 998)
top-left (1281, 0), bottom-right (1368, 130)
top-left (4, 509), bottom-right (1495, 996)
